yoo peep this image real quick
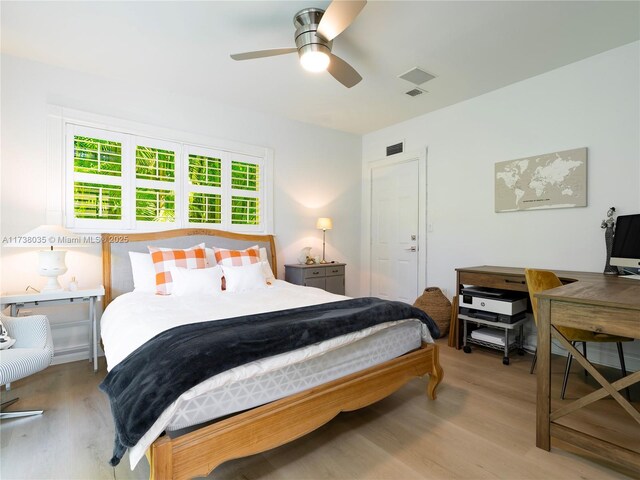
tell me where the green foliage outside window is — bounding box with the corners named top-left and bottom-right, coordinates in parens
top-left (189, 154), bottom-right (221, 187)
top-left (136, 188), bottom-right (175, 222)
top-left (136, 146), bottom-right (175, 181)
top-left (231, 161), bottom-right (259, 191)
top-left (189, 192), bottom-right (222, 223)
top-left (231, 196), bottom-right (259, 225)
top-left (74, 136), bottom-right (122, 176)
top-left (74, 182), bottom-right (122, 220)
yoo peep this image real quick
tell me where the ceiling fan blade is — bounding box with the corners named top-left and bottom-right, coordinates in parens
top-left (230, 48), bottom-right (297, 61)
top-left (316, 0), bottom-right (367, 41)
top-left (327, 53), bottom-right (362, 88)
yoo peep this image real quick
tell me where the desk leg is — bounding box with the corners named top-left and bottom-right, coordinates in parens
top-left (537, 297), bottom-right (551, 451)
top-left (90, 297), bottom-right (97, 372)
top-left (88, 302), bottom-right (93, 364)
top-left (10, 304), bottom-right (17, 317)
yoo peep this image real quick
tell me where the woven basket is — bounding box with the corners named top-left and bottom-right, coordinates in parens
top-left (413, 287), bottom-right (452, 338)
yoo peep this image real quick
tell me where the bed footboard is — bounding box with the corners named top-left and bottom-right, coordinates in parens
top-left (147, 342), bottom-right (441, 480)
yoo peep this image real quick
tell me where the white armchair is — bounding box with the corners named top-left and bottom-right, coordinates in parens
top-left (0, 314), bottom-right (54, 419)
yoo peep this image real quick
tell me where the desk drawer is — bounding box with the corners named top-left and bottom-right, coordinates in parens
top-left (550, 301), bottom-right (640, 338)
top-left (459, 271), bottom-right (528, 292)
top-left (325, 265), bottom-right (345, 277)
top-left (304, 268), bottom-right (326, 279)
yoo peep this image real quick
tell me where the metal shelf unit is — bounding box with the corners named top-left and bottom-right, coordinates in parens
top-left (460, 313), bottom-right (527, 365)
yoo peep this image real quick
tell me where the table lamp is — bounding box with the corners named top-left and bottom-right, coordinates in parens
top-left (3, 225), bottom-right (86, 291)
top-left (316, 217), bottom-right (333, 264)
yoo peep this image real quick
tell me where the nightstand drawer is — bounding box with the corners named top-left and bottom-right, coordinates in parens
top-left (304, 268), bottom-right (326, 279)
top-left (325, 265), bottom-right (345, 277)
top-left (305, 278), bottom-right (326, 289)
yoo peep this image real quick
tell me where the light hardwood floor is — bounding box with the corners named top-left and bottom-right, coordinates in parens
top-left (1, 339), bottom-right (638, 480)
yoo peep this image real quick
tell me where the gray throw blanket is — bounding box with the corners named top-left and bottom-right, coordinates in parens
top-left (100, 297), bottom-right (438, 465)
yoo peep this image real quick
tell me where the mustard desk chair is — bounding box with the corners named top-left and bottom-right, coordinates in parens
top-left (524, 268), bottom-right (632, 400)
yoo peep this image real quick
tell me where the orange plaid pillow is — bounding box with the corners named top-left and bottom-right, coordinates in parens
top-left (213, 245), bottom-right (260, 267)
top-left (148, 243), bottom-right (207, 295)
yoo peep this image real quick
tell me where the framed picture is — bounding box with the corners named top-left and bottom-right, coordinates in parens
top-left (495, 147), bottom-right (587, 212)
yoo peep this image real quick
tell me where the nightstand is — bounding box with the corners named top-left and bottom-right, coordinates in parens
top-left (284, 263), bottom-right (346, 295)
top-left (0, 286), bottom-right (105, 372)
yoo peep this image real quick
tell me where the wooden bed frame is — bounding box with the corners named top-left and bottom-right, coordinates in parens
top-left (101, 228), bottom-right (443, 480)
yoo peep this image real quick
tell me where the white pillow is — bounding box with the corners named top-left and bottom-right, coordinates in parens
top-left (129, 251), bottom-right (157, 293)
top-left (259, 247), bottom-right (276, 284)
top-left (208, 244), bottom-right (275, 285)
top-left (205, 247), bottom-right (216, 267)
top-left (222, 263), bottom-right (268, 293)
top-left (169, 265), bottom-right (224, 297)
top-left (260, 261), bottom-right (275, 285)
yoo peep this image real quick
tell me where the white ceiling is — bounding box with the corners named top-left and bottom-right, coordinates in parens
top-left (2, 1), bottom-right (639, 134)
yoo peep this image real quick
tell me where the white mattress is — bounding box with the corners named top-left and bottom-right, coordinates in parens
top-left (167, 319), bottom-right (423, 431)
top-left (100, 281), bottom-right (434, 468)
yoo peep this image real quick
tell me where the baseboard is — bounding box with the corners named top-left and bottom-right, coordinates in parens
top-left (51, 345), bottom-right (103, 366)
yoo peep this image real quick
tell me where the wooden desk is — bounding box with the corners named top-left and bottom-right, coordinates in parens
top-left (452, 266), bottom-right (601, 349)
top-left (536, 276), bottom-right (640, 472)
top-left (454, 266), bottom-right (640, 470)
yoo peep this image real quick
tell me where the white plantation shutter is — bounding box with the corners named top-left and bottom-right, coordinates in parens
top-left (66, 125), bottom-right (131, 230)
top-left (229, 153), bottom-right (263, 231)
top-left (133, 138), bottom-right (180, 228)
top-left (65, 122), bottom-right (269, 233)
top-left (183, 147), bottom-right (264, 231)
top-left (183, 146), bottom-right (224, 227)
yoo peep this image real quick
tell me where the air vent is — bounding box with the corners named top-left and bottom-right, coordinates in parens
top-left (405, 88), bottom-right (425, 97)
top-left (398, 67), bottom-right (436, 85)
top-left (386, 142), bottom-right (404, 156)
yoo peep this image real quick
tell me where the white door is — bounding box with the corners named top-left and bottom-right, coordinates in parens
top-left (370, 159), bottom-right (420, 302)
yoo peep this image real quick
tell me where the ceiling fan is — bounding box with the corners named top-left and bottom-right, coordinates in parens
top-left (230, 0), bottom-right (366, 88)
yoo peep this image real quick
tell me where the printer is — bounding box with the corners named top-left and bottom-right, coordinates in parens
top-left (459, 286), bottom-right (528, 323)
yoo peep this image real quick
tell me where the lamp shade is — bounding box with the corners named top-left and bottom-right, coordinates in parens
top-left (2, 225), bottom-right (88, 292)
top-left (316, 217), bottom-right (333, 230)
top-left (3, 225), bottom-right (87, 248)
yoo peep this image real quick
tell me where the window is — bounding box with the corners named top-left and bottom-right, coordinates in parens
top-left (135, 187), bottom-right (176, 222)
top-left (230, 155), bottom-right (261, 227)
top-left (133, 140), bottom-right (179, 228)
top-left (67, 126), bottom-right (130, 229)
top-left (188, 192), bottom-right (221, 224)
top-left (74, 182), bottom-right (122, 220)
top-left (183, 146), bottom-right (223, 228)
top-left (231, 196), bottom-right (260, 225)
top-left (65, 123), bottom-right (270, 232)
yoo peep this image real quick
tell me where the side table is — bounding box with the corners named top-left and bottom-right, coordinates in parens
top-left (284, 263), bottom-right (346, 295)
top-left (0, 286), bottom-right (105, 372)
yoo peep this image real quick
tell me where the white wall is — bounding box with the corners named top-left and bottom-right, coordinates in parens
top-left (362, 42), bottom-right (640, 369)
top-left (0, 54), bottom-right (362, 363)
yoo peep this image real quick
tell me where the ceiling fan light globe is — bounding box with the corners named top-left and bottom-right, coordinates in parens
top-left (300, 51), bottom-right (330, 72)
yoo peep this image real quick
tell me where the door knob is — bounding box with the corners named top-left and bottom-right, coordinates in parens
top-left (405, 246), bottom-right (417, 252)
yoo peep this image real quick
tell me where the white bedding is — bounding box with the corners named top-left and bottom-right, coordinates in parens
top-left (100, 280), bottom-right (434, 468)
top-left (103, 280), bottom-right (343, 371)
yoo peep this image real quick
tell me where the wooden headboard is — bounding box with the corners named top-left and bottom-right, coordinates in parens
top-left (101, 228), bottom-right (277, 306)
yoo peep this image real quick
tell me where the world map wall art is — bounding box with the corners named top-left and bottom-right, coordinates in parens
top-left (494, 147), bottom-right (587, 212)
